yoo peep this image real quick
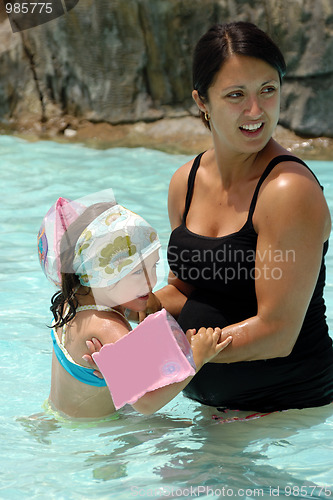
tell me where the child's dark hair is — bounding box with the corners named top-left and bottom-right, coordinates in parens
top-left (193, 22), bottom-right (286, 129)
top-left (50, 202), bottom-right (115, 328)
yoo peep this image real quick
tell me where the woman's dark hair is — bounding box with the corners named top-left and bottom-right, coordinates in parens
top-left (193, 22), bottom-right (286, 129)
top-left (50, 201), bottom-right (115, 328)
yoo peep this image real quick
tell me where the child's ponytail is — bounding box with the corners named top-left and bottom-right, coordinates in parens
top-left (50, 273), bottom-right (81, 329)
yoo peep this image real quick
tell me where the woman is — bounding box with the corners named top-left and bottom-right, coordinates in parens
top-left (151, 22), bottom-right (333, 411)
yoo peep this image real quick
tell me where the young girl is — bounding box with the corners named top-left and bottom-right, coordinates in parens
top-left (38, 194), bottom-right (231, 420)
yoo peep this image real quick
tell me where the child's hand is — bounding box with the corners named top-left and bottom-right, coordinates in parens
top-left (82, 338), bottom-right (104, 379)
top-left (186, 327), bottom-right (232, 371)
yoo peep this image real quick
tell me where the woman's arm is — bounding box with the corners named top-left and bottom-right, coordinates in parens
top-left (155, 160), bottom-right (197, 317)
top-left (135, 271), bottom-right (193, 322)
top-left (136, 270), bottom-right (194, 322)
top-left (139, 158), bottom-right (196, 320)
top-left (154, 270), bottom-right (194, 319)
top-left (212, 163), bottom-right (331, 363)
top-left (132, 327), bottom-right (232, 414)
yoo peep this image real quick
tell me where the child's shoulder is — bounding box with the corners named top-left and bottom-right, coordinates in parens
top-left (75, 308), bottom-right (131, 345)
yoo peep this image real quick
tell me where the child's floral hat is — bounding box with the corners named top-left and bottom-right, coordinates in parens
top-left (72, 204), bottom-right (160, 288)
top-left (38, 189), bottom-right (160, 288)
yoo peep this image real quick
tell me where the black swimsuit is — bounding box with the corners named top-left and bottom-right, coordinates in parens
top-left (168, 153), bottom-right (333, 411)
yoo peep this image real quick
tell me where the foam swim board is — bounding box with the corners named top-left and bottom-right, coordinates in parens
top-left (92, 309), bottom-right (196, 409)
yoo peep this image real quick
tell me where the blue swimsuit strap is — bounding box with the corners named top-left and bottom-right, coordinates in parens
top-left (51, 304), bottom-right (110, 387)
top-left (51, 329), bottom-right (107, 387)
top-left (51, 304), bottom-right (130, 386)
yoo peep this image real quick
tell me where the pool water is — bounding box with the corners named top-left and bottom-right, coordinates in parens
top-left (0, 136), bottom-right (332, 499)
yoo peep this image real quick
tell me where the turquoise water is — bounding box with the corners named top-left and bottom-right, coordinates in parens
top-left (0, 135), bottom-right (332, 499)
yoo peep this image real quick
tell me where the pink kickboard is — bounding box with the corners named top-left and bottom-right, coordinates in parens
top-left (92, 309), bottom-right (196, 409)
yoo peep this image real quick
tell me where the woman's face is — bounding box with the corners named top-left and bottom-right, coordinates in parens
top-left (91, 250), bottom-right (160, 311)
top-left (193, 54), bottom-right (281, 155)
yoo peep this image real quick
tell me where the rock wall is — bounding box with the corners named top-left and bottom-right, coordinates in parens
top-left (0, 0), bottom-right (332, 137)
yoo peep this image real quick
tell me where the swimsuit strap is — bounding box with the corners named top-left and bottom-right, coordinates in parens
top-left (58, 304), bottom-right (130, 348)
top-left (52, 327), bottom-right (79, 366)
top-left (183, 152), bottom-right (205, 222)
top-left (247, 154), bottom-right (322, 220)
top-left (76, 304), bottom-right (131, 328)
top-left (77, 305), bottom-right (117, 313)
top-left (183, 153), bottom-right (322, 228)
top-left (50, 328), bottom-right (107, 387)
top-left (51, 303), bottom-right (132, 387)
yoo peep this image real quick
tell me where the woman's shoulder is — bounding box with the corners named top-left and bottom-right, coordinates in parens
top-left (255, 152), bottom-right (331, 240)
top-left (168, 156), bottom-right (196, 208)
top-left (169, 149), bottom-right (213, 190)
top-left (168, 153), bottom-right (200, 223)
top-left (260, 141), bottom-right (323, 193)
top-left (169, 156), bottom-right (195, 187)
top-left (263, 153), bottom-right (323, 195)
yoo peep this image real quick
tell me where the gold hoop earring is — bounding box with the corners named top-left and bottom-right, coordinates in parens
top-left (204, 112), bottom-right (210, 121)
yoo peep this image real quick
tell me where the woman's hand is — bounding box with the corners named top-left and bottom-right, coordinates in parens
top-left (82, 338), bottom-right (104, 379)
top-left (186, 327), bottom-right (232, 370)
top-left (138, 292), bottom-right (163, 322)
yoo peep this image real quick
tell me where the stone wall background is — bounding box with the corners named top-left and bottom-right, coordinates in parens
top-left (0, 0), bottom-right (332, 138)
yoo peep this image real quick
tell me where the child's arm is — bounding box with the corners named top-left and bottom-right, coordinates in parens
top-left (83, 325), bottom-right (232, 413)
top-left (132, 328), bottom-right (232, 415)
